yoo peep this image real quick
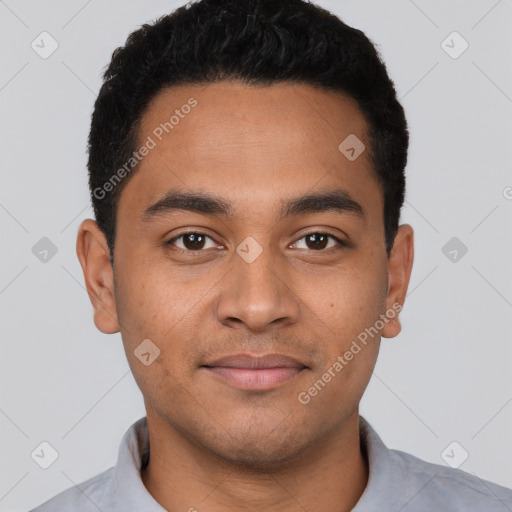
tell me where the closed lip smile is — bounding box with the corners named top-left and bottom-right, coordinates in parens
top-left (201, 353), bottom-right (308, 390)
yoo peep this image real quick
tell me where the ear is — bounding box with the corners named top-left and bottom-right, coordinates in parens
top-left (76, 219), bottom-right (120, 334)
top-left (382, 224), bottom-right (414, 339)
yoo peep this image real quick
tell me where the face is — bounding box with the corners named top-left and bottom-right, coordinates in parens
top-left (78, 81), bottom-right (413, 469)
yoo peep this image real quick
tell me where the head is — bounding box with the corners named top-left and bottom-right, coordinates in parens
top-left (77, 0), bottom-right (413, 469)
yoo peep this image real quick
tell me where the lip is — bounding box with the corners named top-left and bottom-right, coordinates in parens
top-left (201, 353), bottom-right (308, 391)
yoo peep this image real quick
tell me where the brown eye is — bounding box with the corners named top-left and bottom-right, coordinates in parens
top-left (305, 233), bottom-right (328, 250)
top-left (292, 233), bottom-right (345, 251)
top-left (167, 232), bottom-right (218, 251)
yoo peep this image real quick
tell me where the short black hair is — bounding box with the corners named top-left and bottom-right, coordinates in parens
top-left (88, 0), bottom-right (408, 263)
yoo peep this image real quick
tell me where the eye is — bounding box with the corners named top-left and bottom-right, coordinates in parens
top-left (165, 231), bottom-right (345, 253)
top-left (291, 232), bottom-right (346, 251)
top-left (167, 232), bottom-right (221, 251)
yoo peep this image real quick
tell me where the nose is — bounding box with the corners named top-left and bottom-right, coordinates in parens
top-left (215, 246), bottom-right (300, 333)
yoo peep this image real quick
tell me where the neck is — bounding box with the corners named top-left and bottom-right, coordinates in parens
top-left (140, 411), bottom-right (368, 512)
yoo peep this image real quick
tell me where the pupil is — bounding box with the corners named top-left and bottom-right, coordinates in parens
top-left (184, 233), bottom-right (205, 250)
top-left (307, 233), bottom-right (327, 250)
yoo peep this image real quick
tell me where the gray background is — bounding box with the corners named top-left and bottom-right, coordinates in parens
top-left (1, 0), bottom-right (511, 510)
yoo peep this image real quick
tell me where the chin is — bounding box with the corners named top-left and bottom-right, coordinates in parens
top-left (198, 420), bottom-right (318, 473)
top-left (213, 439), bottom-right (307, 473)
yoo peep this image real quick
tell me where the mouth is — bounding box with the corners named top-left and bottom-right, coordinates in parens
top-left (201, 353), bottom-right (308, 391)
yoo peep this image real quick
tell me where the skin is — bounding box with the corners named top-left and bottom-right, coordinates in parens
top-left (77, 81), bottom-right (414, 512)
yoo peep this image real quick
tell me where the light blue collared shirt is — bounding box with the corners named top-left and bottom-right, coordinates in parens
top-left (30, 416), bottom-right (512, 511)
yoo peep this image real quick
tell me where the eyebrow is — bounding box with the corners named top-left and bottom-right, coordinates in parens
top-left (140, 188), bottom-right (365, 223)
top-left (281, 189), bottom-right (364, 219)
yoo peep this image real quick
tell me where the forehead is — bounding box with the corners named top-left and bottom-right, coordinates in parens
top-left (118, 81), bottom-right (382, 224)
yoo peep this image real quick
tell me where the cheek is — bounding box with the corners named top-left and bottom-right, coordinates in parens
top-left (113, 263), bottom-right (208, 378)
top-left (299, 258), bottom-right (387, 347)
top-left (114, 261), bottom-right (193, 339)
top-left (297, 262), bottom-right (385, 411)
top-left (114, 269), bottom-right (198, 406)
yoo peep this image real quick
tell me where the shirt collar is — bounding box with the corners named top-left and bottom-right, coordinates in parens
top-left (352, 416), bottom-right (404, 511)
top-left (110, 417), bottom-right (166, 511)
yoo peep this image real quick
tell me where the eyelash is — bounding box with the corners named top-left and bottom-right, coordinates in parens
top-left (165, 231), bottom-right (347, 254)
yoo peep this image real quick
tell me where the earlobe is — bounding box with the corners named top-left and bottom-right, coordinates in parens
top-left (76, 219), bottom-right (120, 334)
top-left (382, 224), bottom-right (414, 339)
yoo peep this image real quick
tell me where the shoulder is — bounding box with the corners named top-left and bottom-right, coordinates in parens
top-left (389, 448), bottom-right (512, 511)
top-left (28, 467), bottom-right (114, 512)
top-left (357, 417), bottom-right (512, 511)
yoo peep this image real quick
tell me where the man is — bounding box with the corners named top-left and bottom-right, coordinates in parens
top-left (30, 0), bottom-right (512, 510)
